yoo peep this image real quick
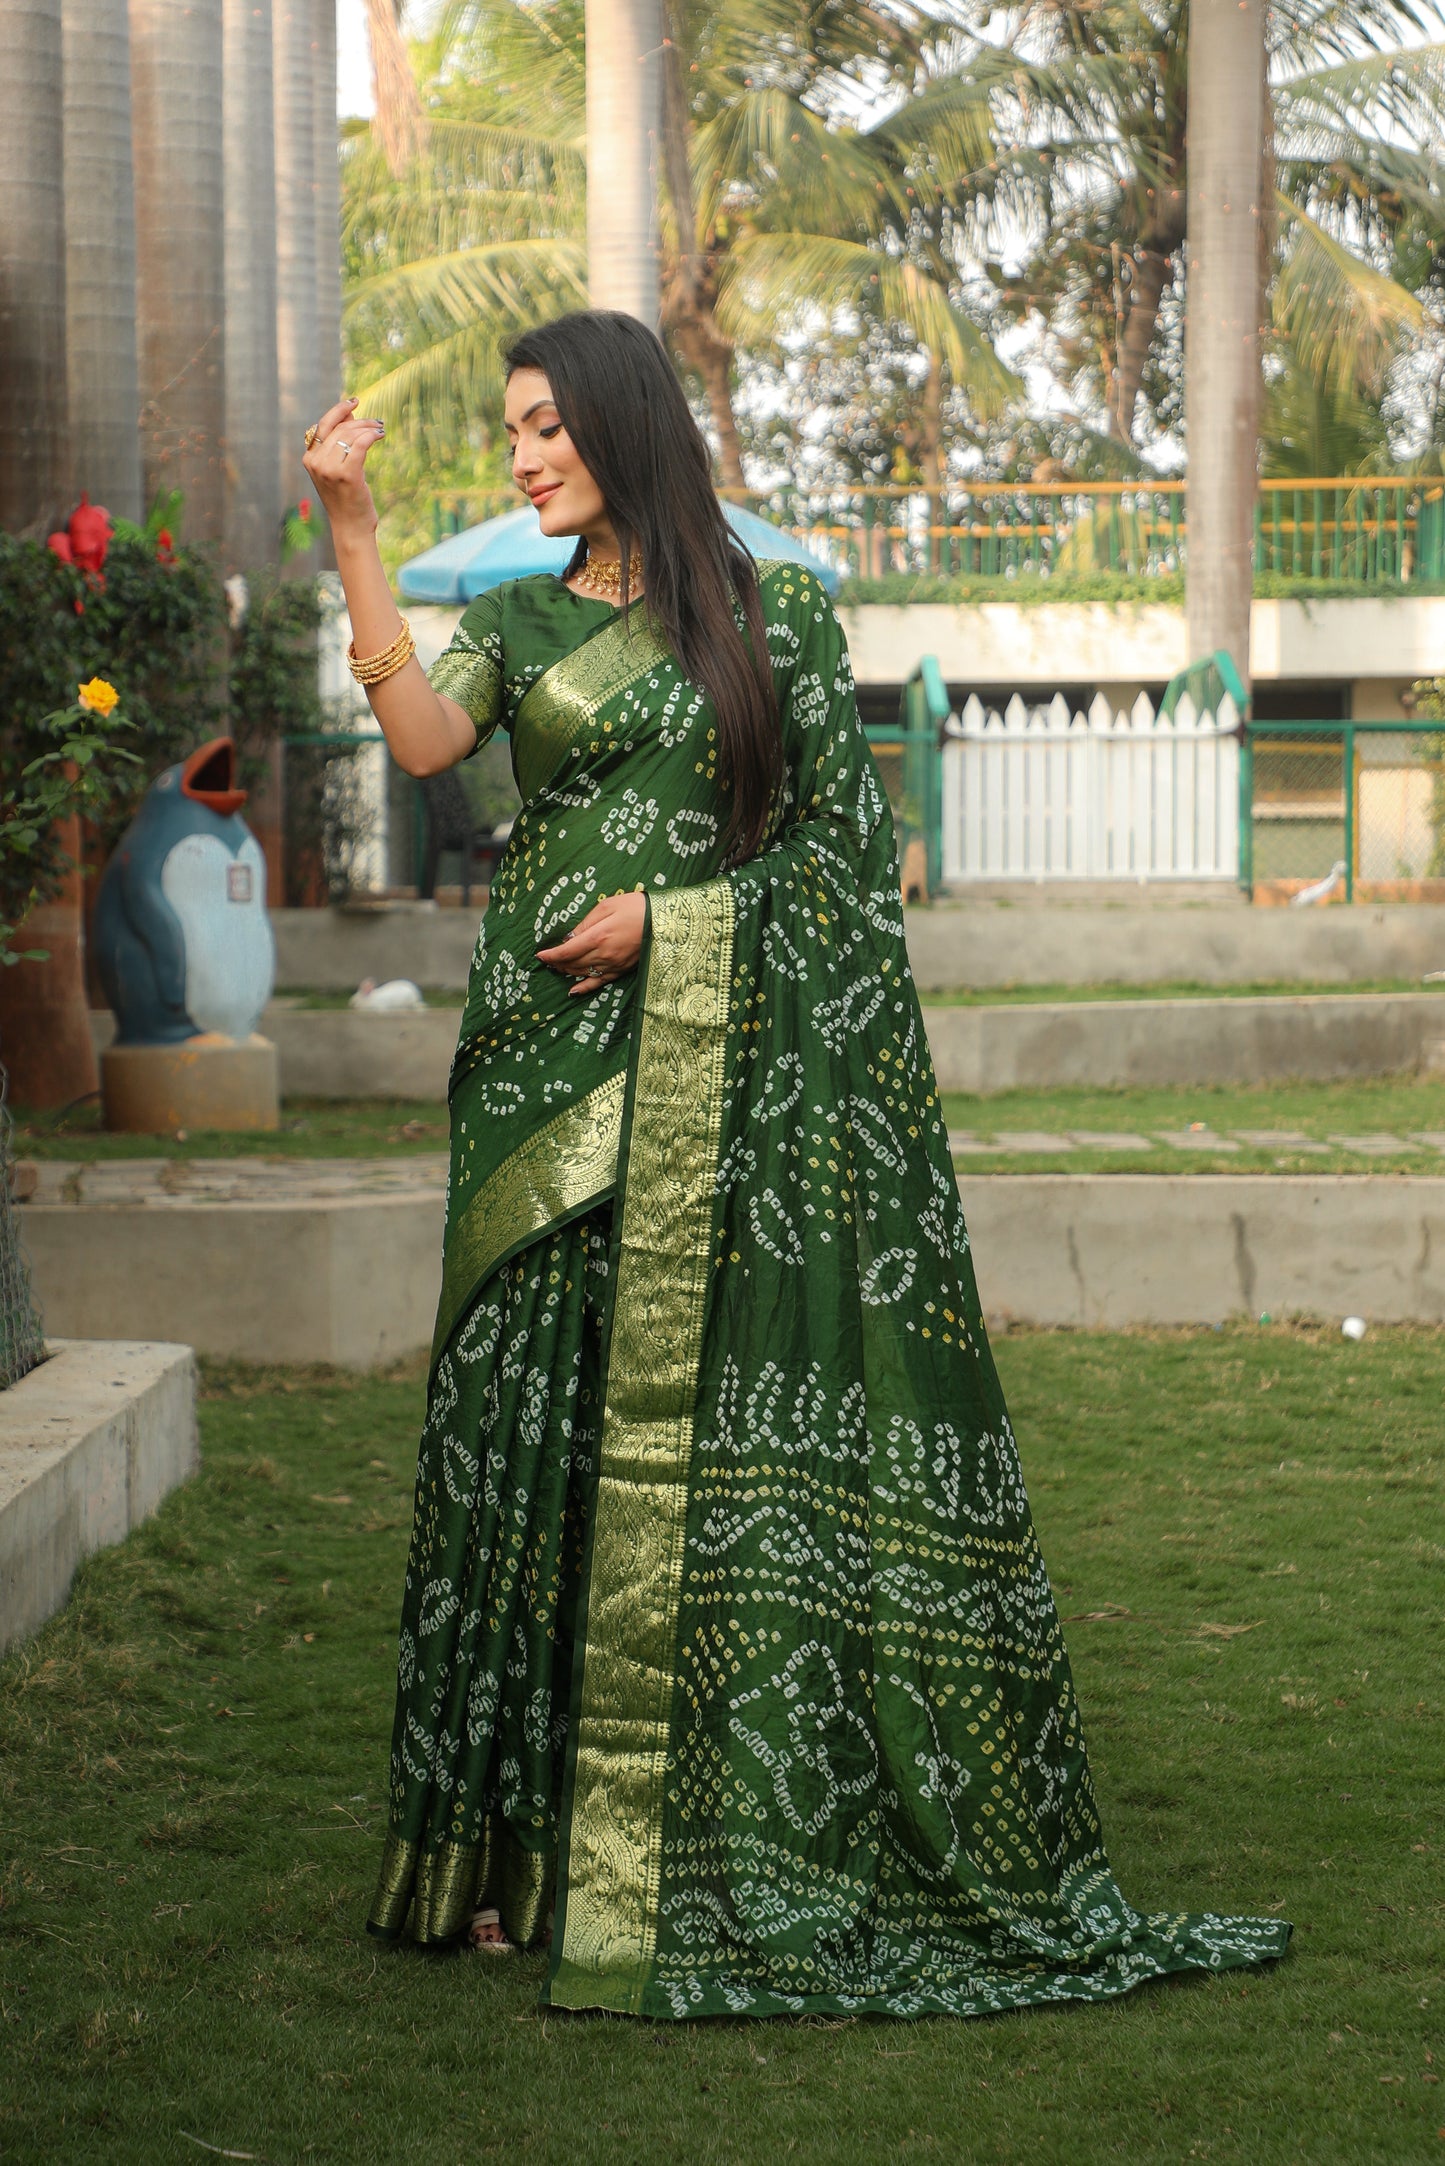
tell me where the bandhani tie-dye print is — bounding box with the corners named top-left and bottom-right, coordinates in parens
top-left (369, 565), bottom-right (1291, 2016)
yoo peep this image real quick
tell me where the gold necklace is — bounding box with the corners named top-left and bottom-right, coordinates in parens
top-left (572, 549), bottom-right (643, 600)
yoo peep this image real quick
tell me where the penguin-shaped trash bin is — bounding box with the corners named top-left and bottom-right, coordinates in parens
top-left (93, 737), bottom-right (280, 1132)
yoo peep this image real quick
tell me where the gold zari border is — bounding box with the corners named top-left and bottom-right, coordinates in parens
top-left (367, 1821), bottom-right (553, 1946)
top-left (428, 646), bottom-right (503, 746)
top-left (550, 880), bottom-right (735, 2012)
top-left (431, 1071), bottom-right (626, 1364)
top-left (511, 611), bottom-right (669, 803)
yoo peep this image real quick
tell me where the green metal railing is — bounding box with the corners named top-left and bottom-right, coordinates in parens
top-left (1240, 718), bottom-right (1445, 901)
top-left (430, 478), bottom-right (1445, 587)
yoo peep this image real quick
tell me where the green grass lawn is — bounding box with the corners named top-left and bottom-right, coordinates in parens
top-left (938, 1074), bottom-right (1445, 1175)
top-left (2, 1328), bottom-right (1441, 2164)
top-left (12, 1097), bottom-right (452, 1161)
top-left (14, 1073), bottom-right (1445, 1175)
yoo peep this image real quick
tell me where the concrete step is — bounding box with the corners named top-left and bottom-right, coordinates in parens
top-left (267, 900), bottom-right (1445, 994)
top-left (21, 1162), bottom-right (1445, 1358)
top-left (92, 989), bottom-right (1445, 1099)
top-left (906, 901), bottom-right (1445, 991)
top-left (0, 1341), bottom-right (197, 1654)
top-left (922, 990), bottom-right (1445, 1091)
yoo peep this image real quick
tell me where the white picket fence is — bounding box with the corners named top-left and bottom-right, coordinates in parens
top-left (941, 690), bottom-right (1241, 883)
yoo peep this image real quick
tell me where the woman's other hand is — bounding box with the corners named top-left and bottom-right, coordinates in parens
top-left (537, 892), bottom-right (647, 996)
top-left (302, 396), bottom-right (385, 542)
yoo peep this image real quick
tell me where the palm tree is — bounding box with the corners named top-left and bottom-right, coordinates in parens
top-left (0, 0), bottom-right (69, 534)
top-left (1185, 0), bottom-right (1266, 686)
top-left (274, 0), bottom-right (320, 520)
top-left (585, 0), bottom-right (663, 322)
top-left (341, 5), bottom-right (588, 454)
top-left (313, 0), bottom-right (344, 560)
top-left (923, 1), bottom-right (1445, 452)
top-left (62, 0), bottom-right (142, 523)
top-left (344, 0), bottom-right (1013, 485)
top-left (223, 0), bottom-right (281, 568)
top-left (130, 0), bottom-right (228, 543)
top-left (365, 0), bottom-right (429, 175)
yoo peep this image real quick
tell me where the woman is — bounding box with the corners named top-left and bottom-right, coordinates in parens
top-left (304, 309), bottom-right (1288, 2019)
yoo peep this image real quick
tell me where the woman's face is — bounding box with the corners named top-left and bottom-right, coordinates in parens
top-left (504, 368), bottom-right (613, 550)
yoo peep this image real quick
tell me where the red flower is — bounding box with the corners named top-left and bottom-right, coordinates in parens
top-left (155, 528), bottom-right (176, 564)
top-left (68, 494), bottom-right (112, 578)
top-left (298, 497), bottom-right (313, 521)
top-left (48, 531), bottom-right (75, 564)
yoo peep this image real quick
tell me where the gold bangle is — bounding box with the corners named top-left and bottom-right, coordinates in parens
top-left (348, 618), bottom-right (415, 687)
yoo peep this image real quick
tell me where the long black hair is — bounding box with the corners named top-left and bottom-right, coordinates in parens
top-left (503, 310), bottom-right (784, 865)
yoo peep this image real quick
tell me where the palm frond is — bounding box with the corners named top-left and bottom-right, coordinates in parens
top-left (690, 92), bottom-right (907, 240)
top-left (1273, 195), bottom-right (1425, 397)
top-left (719, 231), bottom-right (1019, 414)
top-left (350, 322), bottom-right (516, 447)
top-left (345, 237), bottom-right (587, 334)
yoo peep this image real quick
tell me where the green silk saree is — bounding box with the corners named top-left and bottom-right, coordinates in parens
top-left (368, 565), bottom-right (1290, 2017)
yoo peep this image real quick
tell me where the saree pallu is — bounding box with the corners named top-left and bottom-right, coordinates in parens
top-left (370, 564), bottom-right (1291, 2017)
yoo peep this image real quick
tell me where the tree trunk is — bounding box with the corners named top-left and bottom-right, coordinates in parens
top-left (62, 0), bottom-right (143, 522)
top-left (364, 0), bottom-right (426, 177)
top-left (222, 0), bottom-right (280, 571)
top-left (668, 315), bottom-right (745, 486)
top-left (658, 15), bottom-right (742, 483)
top-left (585, 0), bottom-right (662, 326)
top-left (274, 0), bottom-right (320, 540)
top-left (1109, 247), bottom-right (1173, 446)
top-left (312, 0), bottom-right (343, 571)
top-left (130, 0), bottom-right (227, 544)
top-left (0, 0), bottom-right (69, 535)
top-left (920, 354), bottom-right (943, 571)
top-left (1184, 0), bottom-right (1265, 697)
top-left (0, 813), bottom-right (99, 1112)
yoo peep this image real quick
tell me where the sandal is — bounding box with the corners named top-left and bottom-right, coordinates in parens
top-left (467, 1907), bottom-right (515, 1953)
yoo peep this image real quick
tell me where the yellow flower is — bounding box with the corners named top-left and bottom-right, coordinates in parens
top-left (76, 677), bottom-right (120, 716)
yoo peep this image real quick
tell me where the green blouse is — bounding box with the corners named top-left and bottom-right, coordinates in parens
top-left (427, 572), bottom-right (624, 758)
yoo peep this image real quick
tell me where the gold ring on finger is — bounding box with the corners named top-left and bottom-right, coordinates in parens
top-left (304, 424), bottom-right (321, 450)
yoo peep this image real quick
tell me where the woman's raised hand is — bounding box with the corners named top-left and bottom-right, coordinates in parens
top-left (302, 396), bottom-right (386, 541)
top-left (537, 892), bottom-right (647, 997)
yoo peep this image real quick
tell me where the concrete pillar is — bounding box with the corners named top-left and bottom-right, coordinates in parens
top-left (584, 0), bottom-right (662, 326)
top-left (223, 0), bottom-right (281, 569)
top-left (311, 0), bottom-right (342, 568)
top-left (0, 0), bottom-right (69, 534)
top-left (273, 0), bottom-right (320, 521)
top-left (1184, 0), bottom-right (1266, 701)
top-left (62, 0), bottom-right (143, 523)
top-left (129, 0), bottom-right (227, 544)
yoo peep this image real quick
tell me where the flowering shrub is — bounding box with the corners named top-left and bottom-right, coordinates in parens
top-left (1, 504), bottom-right (329, 894)
top-left (0, 680), bottom-right (136, 961)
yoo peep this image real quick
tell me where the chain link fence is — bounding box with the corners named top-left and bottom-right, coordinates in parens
top-left (1243, 721), bottom-right (1445, 901)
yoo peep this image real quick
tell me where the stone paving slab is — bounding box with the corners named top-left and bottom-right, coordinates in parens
top-left (945, 1129), bottom-right (1445, 1159)
top-left (1155, 1128), bottom-right (1241, 1152)
top-left (24, 1155), bottom-right (449, 1206)
top-left (1233, 1130), bottom-right (1332, 1153)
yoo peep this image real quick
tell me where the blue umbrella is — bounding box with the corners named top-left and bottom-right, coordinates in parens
top-left (398, 500), bottom-right (842, 603)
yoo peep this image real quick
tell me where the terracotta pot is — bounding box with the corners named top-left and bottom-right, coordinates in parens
top-left (0, 812), bottom-right (100, 1112)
